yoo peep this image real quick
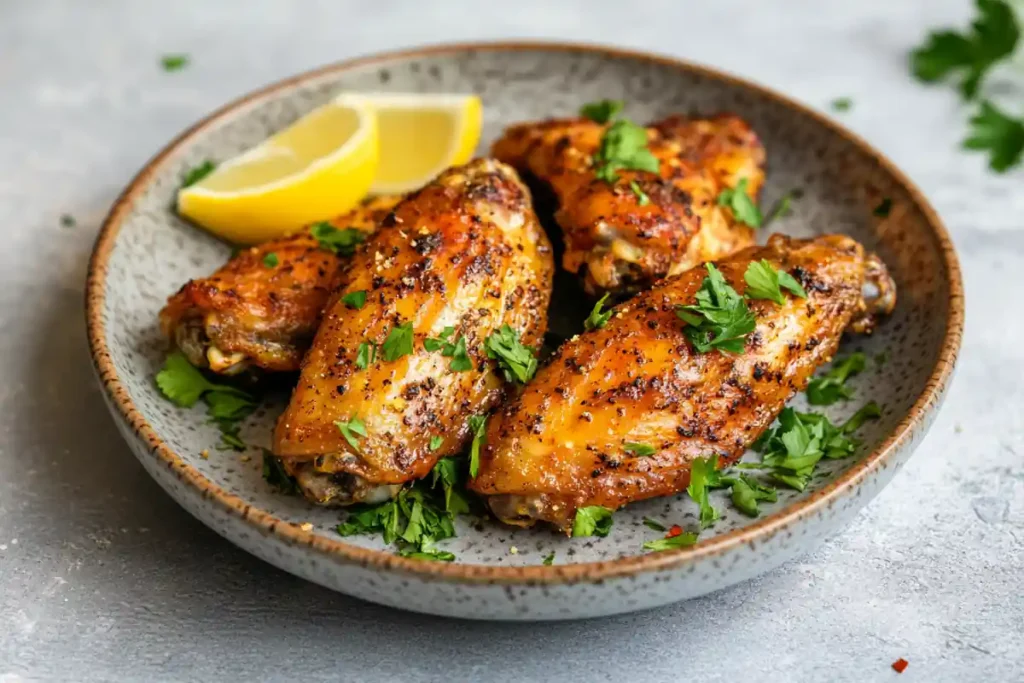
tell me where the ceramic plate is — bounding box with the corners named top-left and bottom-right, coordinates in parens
top-left (86, 42), bottom-right (963, 620)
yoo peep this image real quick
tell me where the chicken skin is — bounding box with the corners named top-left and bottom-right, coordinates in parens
top-left (469, 234), bottom-right (896, 533)
top-left (492, 114), bottom-right (765, 295)
top-left (159, 195), bottom-right (401, 375)
top-left (273, 159), bottom-right (554, 506)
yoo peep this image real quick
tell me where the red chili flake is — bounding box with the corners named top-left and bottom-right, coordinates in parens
top-left (666, 525), bottom-right (683, 538)
top-left (892, 658), bottom-right (908, 674)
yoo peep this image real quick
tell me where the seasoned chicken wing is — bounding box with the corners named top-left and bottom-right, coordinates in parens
top-left (492, 114), bottom-right (765, 295)
top-left (159, 195), bottom-right (400, 374)
top-left (469, 234), bottom-right (896, 533)
top-left (273, 159), bottom-right (554, 506)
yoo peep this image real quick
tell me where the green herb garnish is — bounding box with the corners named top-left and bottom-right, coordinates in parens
top-left (831, 97), bottom-right (853, 112)
top-left (806, 353), bottom-right (867, 406)
top-left (335, 417), bottom-right (367, 452)
top-left (342, 290), bottom-right (367, 309)
top-left (311, 223), bottom-right (366, 256)
top-left (716, 178), bottom-right (762, 228)
top-left (161, 54), bottom-right (190, 72)
top-left (467, 415), bottom-right (487, 477)
top-left (687, 456), bottom-right (721, 529)
top-left (964, 100), bottom-right (1024, 172)
top-left (676, 263), bottom-right (756, 354)
top-left (355, 341), bottom-right (377, 369)
top-left (624, 442), bottom-right (656, 456)
top-left (424, 326), bottom-right (455, 352)
top-left (765, 189), bottom-right (801, 225)
top-left (579, 99), bottom-right (624, 124)
top-left (572, 506), bottom-right (614, 537)
top-left (430, 458), bottom-right (471, 516)
top-left (443, 336), bottom-right (473, 372)
top-left (429, 435), bottom-right (444, 451)
top-left (642, 517), bottom-right (667, 532)
top-left (484, 325), bottom-right (538, 384)
top-left (381, 322), bottom-right (414, 361)
top-left (182, 160), bottom-right (216, 187)
top-left (592, 119), bottom-right (660, 183)
top-left (584, 293), bottom-right (613, 331)
top-left (629, 180), bottom-right (650, 205)
top-left (261, 450), bottom-right (299, 494)
top-left (643, 532), bottom-right (699, 552)
top-left (542, 551), bottom-right (556, 566)
top-left (262, 252), bottom-right (279, 268)
top-left (743, 259), bottom-right (808, 305)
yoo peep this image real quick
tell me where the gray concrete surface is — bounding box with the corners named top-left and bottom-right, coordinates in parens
top-left (0, 0), bottom-right (1022, 681)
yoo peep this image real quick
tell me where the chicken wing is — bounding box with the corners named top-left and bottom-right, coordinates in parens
top-left (159, 195), bottom-right (400, 374)
top-left (273, 159), bottom-right (554, 506)
top-left (469, 234), bottom-right (896, 533)
top-left (491, 113), bottom-right (765, 295)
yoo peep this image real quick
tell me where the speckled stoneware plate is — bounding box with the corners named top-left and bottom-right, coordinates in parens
top-left (86, 42), bottom-right (963, 620)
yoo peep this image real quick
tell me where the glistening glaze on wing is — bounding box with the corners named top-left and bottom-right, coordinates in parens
top-left (491, 114), bottom-right (765, 295)
top-left (159, 195), bottom-right (400, 374)
top-left (273, 159), bottom-right (554, 506)
top-left (469, 234), bottom-right (895, 533)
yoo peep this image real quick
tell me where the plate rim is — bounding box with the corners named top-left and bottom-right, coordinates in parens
top-left (85, 39), bottom-right (964, 586)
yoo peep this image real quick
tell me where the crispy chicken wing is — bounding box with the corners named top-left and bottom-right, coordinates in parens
top-left (159, 196), bottom-right (400, 374)
top-left (273, 159), bottom-right (554, 506)
top-left (491, 114), bottom-right (765, 295)
top-left (469, 234), bottom-right (896, 533)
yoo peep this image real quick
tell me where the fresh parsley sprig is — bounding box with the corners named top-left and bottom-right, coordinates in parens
top-left (592, 119), bottom-right (660, 183)
top-left (744, 259), bottom-right (808, 304)
top-left (676, 263), bottom-right (756, 354)
top-left (806, 352), bottom-right (867, 406)
top-left (311, 223), bottom-right (366, 256)
top-left (717, 178), bottom-right (762, 228)
top-left (584, 293), bottom-right (613, 331)
top-left (572, 506), bottom-right (614, 537)
top-left (181, 160), bottom-right (216, 188)
top-left (964, 100), bottom-right (1024, 172)
top-left (381, 322), bottom-right (414, 361)
top-left (484, 325), bottom-right (538, 384)
top-left (579, 99), bottom-right (624, 124)
top-left (467, 415), bottom-right (488, 477)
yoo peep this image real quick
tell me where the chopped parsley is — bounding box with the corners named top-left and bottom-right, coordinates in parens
top-left (579, 99), bottom-right (624, 124)
top-left (429, 435), bottom-right (444, 451)
top-left (687, 456), bottom-right (721, 529)
top-left (873, 198), bottom-right (894, 218)
top-left (831, 97), bottom-right (853, 112)
top-left (743, 259), bottom-right (808, 305)
top-left (676, 263), bottom-right (756, 354)
top-left (764, 189), bottom-right (802, 225)
top-left (341, 290), bottom-right (367, 309)
top-left (643, 517), bottom-right (667, 532)
top-left (467, 415), bottom-right (487, 477)
top-left (335, 417), bottom-right (367, 452)
top-left (310, 223), bottom-right (366, 256)
top-left (443, 336), bottom-right (473, 372)
top-left (806, 352), bottom-right (867, 406)
top-left (155, 352), bottom-right (257, 450)
top-left (964, 100), bottom-right (1024, 172)
top-left (584, 293), bottom-right (613, 331)
top-left (423, 326), bottom-right (455, 352)
top-left (572, 506), bottom-right (614, 537)
top-left (430, 457), bottom-right (471, 516)
top-left (262, 252), bottom-right (279, 268)
top-left (355, 341), bottom-right (377, 369)
top-left (624, 442), bottom-right (656, 456)
top-left (910, 0), bottom-right (1019, 100)
top-left (160, 54), bottom-right (190, 71)
top-left (484, 325), bottom-right (538, 384)
top-left (842, 400), bottom-right (883, 434)
top-left (592, 119), bottom-right (660, 183)
top-left (261, 450), bottom-right (298, 495)
top-left (542, 551), bottom-right (556, 566)
top-left (725, 474), bottom-right (777, 517)
top-left (629, 180), bottom-right (651, 206)
top-left (60, 214), bottom-right (76, 228)
top-left (181, 160), bottom-right (216, 187)
top-left (716, 178), bottom-right (762, 228)
top-left (398, 548), bottom-right (455, 562)
top-left (381, 322), bottom-right (414, 361)
top-left (643, 531), bottom-right (699, 552)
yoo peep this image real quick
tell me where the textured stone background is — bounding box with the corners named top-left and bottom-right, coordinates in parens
top-left (0, 0), bottom-right (1021, 681)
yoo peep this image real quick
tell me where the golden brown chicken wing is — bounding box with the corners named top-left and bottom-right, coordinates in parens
top-left (159, 195), bottom-right (401, 374)
top-left (273, 159), bottom-right (554, 506)
top-left (469, 234), bottom-right (895, 533)
top-left (492, 114), bottom-right (765, 296)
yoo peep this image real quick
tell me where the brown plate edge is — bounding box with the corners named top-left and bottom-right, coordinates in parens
top-left (84, 40), bottom-right (965, 586)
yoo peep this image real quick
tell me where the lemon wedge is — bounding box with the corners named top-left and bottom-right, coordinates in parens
top-left (336, 92), bottom-right (482, 194)
top-left (177, 99), bottom-right (379, 244)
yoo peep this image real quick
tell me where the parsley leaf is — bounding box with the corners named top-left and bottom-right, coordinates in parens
top-left (381, 322), bottom-right (414, 361)
top-left (156, 352), bottom-right (219, 407)
top-left (262, 252), bottom-right (279, 268)
top-left (964, 100), bottom-right (1024, 172)
top-left (806, 353), bottom-right (867, 406)
top-left (910, 0), bottom-right (1019, 99)
top-left (643, 532), bottom-right (699, 552)
top-left (430, 457), bottom-right (471, 516)
top-left (424, 326), bottom-right (455, 352)
top-left (484, 325), bottom-right (538, 384)
top-left (398, 548), bottom-right (455, 562)
top-left (831, 97), bottom-right (853, 112)
top-left (310, 223), bottom-right (366, 256)
top-left (676, 263), bottom-right (756, 354)
top-left (842, 400), bottom-right (882, 434)
top-left (764, 189), bottom-right (802, 225)
top-left (542, 551), bottom-right (556, 566)
top-left (261, 450), bottom-right (298, 494)
top-left (160, 54), bottom-right (190, 71)
top-left (629, 180), bottom-right (650, 206)
top-left (355, 341), bottom-right (377, 369)
top-left (443, 335), bottom-right (473, 372)
top-left (572, 506), bottom-right (614, 537)
top-left (335, 417), bottom-right (367, 452)
top-left (342, 290), bottom-right (367, 309)
top-left (687, 456), bottom-right (721, 528)
top-left (182, 160), bottom-right (216, 188)
top-left (592, 119), bottom-right (660, 183)
top-left (584, 293), bottom-right (613, 331)
top-left (643, 517), bottom-right (667, 532)
top-left (716, 178), bottom-right (762, 228)
top-left (726, 474), bottom-right (777, 517)
top-left (743, 259), bottom-right (808, 305)
top-left (429, 435), bottom-right (444, 451)
top-left (579, 99), bottom-right (624, 124)
top-left (624, 442), bottom-right (656, 456)
top-left (467, 415), bottom-right (487, 478)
